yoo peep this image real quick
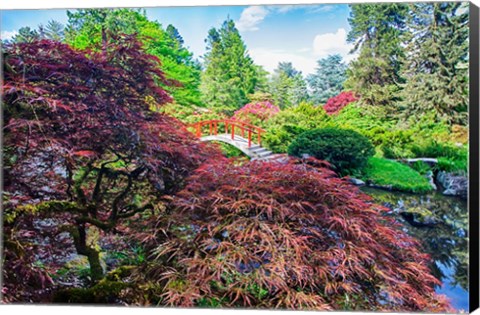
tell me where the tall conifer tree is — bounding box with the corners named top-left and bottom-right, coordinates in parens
top-left (400, 2), bottom-right (469, 125)
top-left (307, 54), bottom-right (347, 104)
top-left (200, 19), bottom-right (259, 111)
top-left (345, 3), bottom-right (408, 106)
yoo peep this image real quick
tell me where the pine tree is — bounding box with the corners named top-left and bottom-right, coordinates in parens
top-left (400, 2), bottom-right (469, 125)
top-left (11, 27), bottom-right (40, 43)
top-left (270, 62), bottom-right (308, 109)
top-left (307, 54), bottom-right (347, 104)
top-left (200, 19), bottom-right (259, 111)
top-left (44, 20), bottom-right (65, 41)
top-left (166, 24), bottom-right (184, 47)
top-left (345, 3), bottom-right (408, 106)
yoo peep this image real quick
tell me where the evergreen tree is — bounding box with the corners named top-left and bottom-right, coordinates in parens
top-left (270, 62), bottom-right (308, 109)
top-left (66, 8), bottom-right (203, 107)
top-left (44, 20), bottom-right (65, 41)
top-left (345, 3), bottom-right (408, 106)
top-left (11, 27), bottom-right (40, 43)
top-left (307, 54), bottom-right (347, 104)
top-left (166, 24), bottom-right (184, 47)
top-left (400, 2), bottom-right (469, 125)
top-left (277, 61), bottom-right (301, 78)
top-left (200, 19), bottom-right (259, 111)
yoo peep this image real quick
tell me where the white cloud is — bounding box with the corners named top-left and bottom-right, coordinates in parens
top-left (236, 4), bottom-right (338, 33)
top-left (310, 5), bottom-right (336, 13)
top-left (249, 47), bottom-right (317, 76)
top-left (236, 6), bottom-right (270, 32)
top-left (1, 30), bottom-right (18, 40)
top-left (313, 28), bottom-right (357, 62)
top-left (274, 4), bottom-right (335, 14)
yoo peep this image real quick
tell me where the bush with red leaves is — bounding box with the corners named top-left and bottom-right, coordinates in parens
top-left (231, 101), bottom-right (280, 126)
top-left (2, 37), bottom-right (219, 301)
top-left (323, 91), bottom-right (358, 115)
top-left (137, 158), bottom-right (451, 312)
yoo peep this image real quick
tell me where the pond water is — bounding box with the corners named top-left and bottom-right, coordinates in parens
top-left (361, 187), bottom-right (469, 312)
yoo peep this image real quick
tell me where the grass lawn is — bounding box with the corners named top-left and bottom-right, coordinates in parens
top-left (361, 157), bottom-right (433, 193)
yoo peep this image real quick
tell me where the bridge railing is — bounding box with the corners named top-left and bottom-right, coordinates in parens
top-left (188, 119), bottom-right (266, 148)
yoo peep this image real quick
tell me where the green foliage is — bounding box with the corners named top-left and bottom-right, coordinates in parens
top-left (288, 128), bottom-right (375, 174)
top-left (66, 8), bottom-right (203, 107)
top-left (212, 141), bottom-right (247, 159)
top-left (41, 20), bottom-right (65, 41)
top-left (11, 26), bottom-right (40, 43)
top-left (263, 102), bottom-right (331, 153)
top-left (160, 103), bottom-right (228, 124)
top-left (410, 141), bottom-right (468, 173)
top-left (307, 54), bottom-right (347, 104)
top-left (410, 161), bottom-right (431, 176)
top-left (201, 19), bottom-right (261, 110)
top-left (270, 62), bottom-right (308, 109)
top-left (361, 158), bottom-right (433, 193)
top-left (197, 297), bottom-right (227, 308)
top-left (399, 2), bottom-right (469, 125)
top-left (410, 141), bottom-right (467, 160)
top-left (346, 3), bottom-right (408, 104)
top-left (436, 157), bottom-right (468, 174)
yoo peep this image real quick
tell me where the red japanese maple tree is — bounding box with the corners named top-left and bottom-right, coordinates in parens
top-left (2, 36), bottom-right (218, 300)
top-left (231, 101), bottom-right (280, 126)
top-left (137, 158), bottom-right (451, 312)
top-left (323, 91), bottom-right (358, 115)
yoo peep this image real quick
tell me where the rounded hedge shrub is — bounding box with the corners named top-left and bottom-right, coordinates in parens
top-left (288, 128), bottom-right (375, 173)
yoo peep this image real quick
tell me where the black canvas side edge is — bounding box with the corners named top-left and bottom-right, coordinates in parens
top-left (470, 1), bottom-right (480, 313)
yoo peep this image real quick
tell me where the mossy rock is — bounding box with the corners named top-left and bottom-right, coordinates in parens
top-left (399, 207), bottom-right (441, 227)
top-left (53, 266), bottom-right (135, 304)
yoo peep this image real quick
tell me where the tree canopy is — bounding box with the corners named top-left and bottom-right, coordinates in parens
top-left (66, 8), bottom-right (203, 107)
top-left (3, 36), bottom-right (217, 294)
top-left (200, 19), bottom-right (261, 111)
top-left (307, 55), bottom-right (347, 104)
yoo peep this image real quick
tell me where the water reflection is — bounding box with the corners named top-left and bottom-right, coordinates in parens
top-left (361, 187), bottom-right (469, 311)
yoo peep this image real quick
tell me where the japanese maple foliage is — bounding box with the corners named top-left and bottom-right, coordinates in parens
top-left (323, 91), bottom-right (358, 115)
top-left (2, 36), bottom-right (218, 299)
top-left (137, 158), bottom-right (451, 312)
top-left (231, 101), bottom-right (280, 126)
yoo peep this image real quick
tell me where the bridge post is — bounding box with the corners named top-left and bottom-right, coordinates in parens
top-left (214, 122), bottom-right (218, 135)
top-left (231, 125), bottom-right (235, 140)
top-left (196, 123), bottom-right (201, 138)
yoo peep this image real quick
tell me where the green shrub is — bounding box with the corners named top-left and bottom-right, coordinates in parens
top-left (410, 141), bottom-right (468, 174)
top-left (361, 158), bottom-right (433, 193)
top-left (410, 141), bottom-right (467, 160)
top-left (436, 157), bottom-right (468, 174)
top-left (263, 102), bottom-right (331, 153)
top-left (410, 161), bottom-right (431, 176)
top-left (213, 141), bottom-right (247, 159)
top-left (288, 128), bottom-right (375, 174)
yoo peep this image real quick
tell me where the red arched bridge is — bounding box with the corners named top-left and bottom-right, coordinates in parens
top-left (188, 119), bottom-right (275, 160)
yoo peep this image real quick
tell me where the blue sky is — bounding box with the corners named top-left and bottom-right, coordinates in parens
top-left (1, 4), bottom-right (354, 75)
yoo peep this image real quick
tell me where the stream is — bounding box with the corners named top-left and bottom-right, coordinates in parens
top-left (361, 187), bottom-right (469, 311)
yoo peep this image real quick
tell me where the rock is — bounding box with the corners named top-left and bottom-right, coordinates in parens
top-left (367, 181), bottom-right (393, 191)
top-left (436, 171), bottom-right (468, 199)
top-left (397, 158), bottom-right (438, 166)
top-left (399, 206), bottom-right (441, 227)
top-left (348, 178), bottom-right (365, 186)
top-left (425, 171), bottom-right (437, 190)
top-left (301, 153), bottom-right (311, 159)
